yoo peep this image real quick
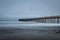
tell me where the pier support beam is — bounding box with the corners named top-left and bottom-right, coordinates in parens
top-left (57, 18), bottom-right (59, 23)
top-left (44, 19), bottom-right (46, 23)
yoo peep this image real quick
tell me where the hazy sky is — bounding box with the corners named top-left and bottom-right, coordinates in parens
top-left (0, 0), bottom-right (60, 19)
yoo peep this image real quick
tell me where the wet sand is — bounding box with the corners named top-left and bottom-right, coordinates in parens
top-left (0, 27), bottom-right (60, 40)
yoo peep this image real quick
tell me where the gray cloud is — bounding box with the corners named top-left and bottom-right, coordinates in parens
top-left (0, 0), bottom-right (60, 19)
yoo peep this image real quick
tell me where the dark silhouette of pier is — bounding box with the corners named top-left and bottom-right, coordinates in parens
top-left (19, 15), bottom-right (60, 23)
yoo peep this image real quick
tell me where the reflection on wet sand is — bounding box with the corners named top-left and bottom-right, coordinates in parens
top-left (0, 27), bottom-right (60, 40)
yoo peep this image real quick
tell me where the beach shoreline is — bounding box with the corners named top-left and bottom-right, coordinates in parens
top-left (0, 27), bottom-right (60, 40)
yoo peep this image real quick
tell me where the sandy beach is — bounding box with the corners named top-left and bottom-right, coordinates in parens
top-left (0, 27), bottom-right (60, 40)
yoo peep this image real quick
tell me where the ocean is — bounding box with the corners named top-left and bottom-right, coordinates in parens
top-left (0, 21), bottom-right (60, 40)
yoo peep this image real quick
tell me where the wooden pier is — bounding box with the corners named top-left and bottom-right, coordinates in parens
top-left (18, 15), bottom-right (60, 23)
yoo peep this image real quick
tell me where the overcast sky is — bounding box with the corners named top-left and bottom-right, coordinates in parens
top-left (0, 0), bottom-right (60, 20)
